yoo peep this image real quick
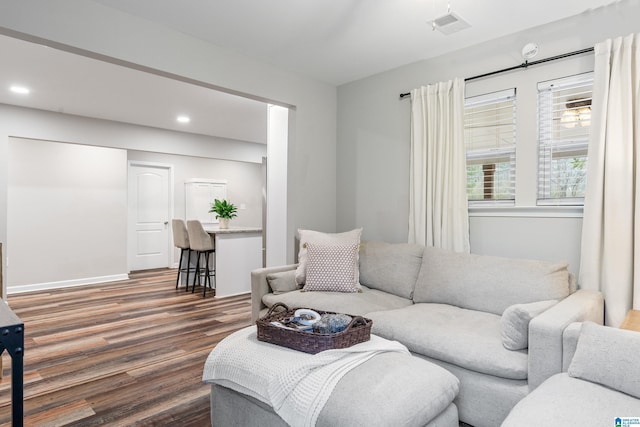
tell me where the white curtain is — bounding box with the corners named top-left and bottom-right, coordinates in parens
top-left (579, 33), bottom-right (640, 326)
top-left (408, 78), bottom-right (470, 253)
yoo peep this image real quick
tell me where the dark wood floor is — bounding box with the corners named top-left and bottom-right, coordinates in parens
top-left (0, 269), bottom-right (252, 426)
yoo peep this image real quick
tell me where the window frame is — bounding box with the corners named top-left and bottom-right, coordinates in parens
top-left (464, 88), bottom-right (517, 206)
top-left (537, 72), bottom-right (594, 206)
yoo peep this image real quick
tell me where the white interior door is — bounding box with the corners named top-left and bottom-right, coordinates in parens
top-left (128, 162), bottom-right (171, 271)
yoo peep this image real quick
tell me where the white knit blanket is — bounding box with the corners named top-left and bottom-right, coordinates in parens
top-left (202, 325), bottom-right (409, 427)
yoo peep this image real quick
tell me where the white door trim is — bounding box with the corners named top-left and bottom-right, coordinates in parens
top-left (127, 160), bottom-right (175, 272)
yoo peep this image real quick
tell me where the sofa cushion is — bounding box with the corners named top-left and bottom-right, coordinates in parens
top-left (261, 285), bottom-right (413, 317)
top-left (303, 243), bottom-right (359, 293)
top-left (413, 247), bottom-right (570, 315)
top-left (502, 373), bottom-right (640, 427)
top-left (569, 272), bottom-right (578, 294)
top-left (295, 228), bottom-right (362, 286)
top-left (267, 270), bottom-right (299, 295)
top-left (501, 300), bottom-right (558, 350)
top-left (568, 321), bottom-right (640, 399)
top-left (367, 304), bottom-right (528, 380)
top-left (358, 241), bottom-right (424, 299)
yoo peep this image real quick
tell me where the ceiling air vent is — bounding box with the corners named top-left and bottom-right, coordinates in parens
top-left (429, 12), bottom-right (471, 35)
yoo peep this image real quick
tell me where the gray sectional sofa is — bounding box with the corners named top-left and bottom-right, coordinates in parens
top-left (502, 321), bottom-right (640, 426)
top-left (251, 242), bottom-right (605, 427)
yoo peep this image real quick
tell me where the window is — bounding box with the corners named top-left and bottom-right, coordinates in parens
top-left (464, 89), bottom-right (516, 204)
top-left (537, 72), bottom-right (593, 205)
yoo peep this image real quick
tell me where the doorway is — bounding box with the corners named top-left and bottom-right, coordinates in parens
top-left (127, 161), bottom-right (173, 271)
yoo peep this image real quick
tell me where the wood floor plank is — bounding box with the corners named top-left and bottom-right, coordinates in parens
top-left (24, 400), bottom-right (96, 427)
top-left (0, 269), bottom-right (252, 426)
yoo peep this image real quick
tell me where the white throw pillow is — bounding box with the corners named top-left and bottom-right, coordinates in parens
top-left (501, 300), bottom-right (558, 350)
top-left (303, 243), bottom-right (359, 293)
top-left (295, 228), bottom-right (362, 286)
top-left (568, 321), bottom-right (640, 399)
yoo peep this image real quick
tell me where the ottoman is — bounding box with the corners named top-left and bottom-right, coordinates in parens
top-left (204, 327), bottom-right (460, 427)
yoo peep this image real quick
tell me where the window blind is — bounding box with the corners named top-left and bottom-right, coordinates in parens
top-left (464, 88), bottom-right (516, 204)
top-left (537, 72), bottom-right (593, 205)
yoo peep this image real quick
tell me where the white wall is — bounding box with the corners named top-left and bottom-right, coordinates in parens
top-left (127, 150), bottom-right (263, 268)
top-left (0, 0), bottom-right (338, 277)
top-left (337, 1), bottom-right (640, 275)
top-left (8, 138), bottom-right (128, 290)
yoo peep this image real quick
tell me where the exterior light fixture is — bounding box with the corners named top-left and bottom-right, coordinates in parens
top-left (561, 99), bottom-right (591, 128)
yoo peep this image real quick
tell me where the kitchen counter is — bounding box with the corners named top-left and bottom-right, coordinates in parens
top-left (203, 225), bottom-right (262, 234)
top-left (196, 225), bottom-right (263, 298)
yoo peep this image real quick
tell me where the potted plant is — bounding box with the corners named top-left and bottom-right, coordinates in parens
top-left (209, 199), bottom-right (238, 229)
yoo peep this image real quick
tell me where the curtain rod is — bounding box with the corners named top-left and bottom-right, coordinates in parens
top-left (399, 47), bottom-right (594, 99)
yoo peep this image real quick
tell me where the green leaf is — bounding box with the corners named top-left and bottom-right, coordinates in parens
top-left (208, 198), bottom-right (238, 219)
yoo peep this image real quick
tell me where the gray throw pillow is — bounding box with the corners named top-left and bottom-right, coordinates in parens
top-left (266, 270), bottom-right (298, 295)
top-left (501, 300), bottom-right (558, 350)
top-left (569, 273), bottom-right (578, 294)
top-left (568, 321), bottom-right (640, 399)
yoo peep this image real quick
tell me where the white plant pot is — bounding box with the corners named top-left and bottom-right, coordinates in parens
top-left (218, 218), bottom-right (229, 229)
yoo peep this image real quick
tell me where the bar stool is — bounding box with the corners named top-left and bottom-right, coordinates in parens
top-left (186, 220), bottom-right (216, 297)
top-left (171, 219), bottom-right (193, 291)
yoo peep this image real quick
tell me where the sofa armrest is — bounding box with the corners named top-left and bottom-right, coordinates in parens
top-left (528, 289), bottom-right (603, 390)
top-left (250, 264), bottom-right (298, 322)
top-left (561, 322), bottom-right (582, 371)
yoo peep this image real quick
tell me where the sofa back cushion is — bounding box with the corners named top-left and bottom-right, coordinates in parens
top-left (358, 241), bottom-right (424, 299)
top-left (569, 321), bottom-right (640, 399)
top-left (412, 247), bottom-right (570, 315)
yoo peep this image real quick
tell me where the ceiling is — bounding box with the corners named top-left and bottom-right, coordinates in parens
top-left (94, 0), bottom-right (617, 85)
top-left (0, 34), bottom-right (269, 144)
top-left (0, 0), bottom-right (617, 143)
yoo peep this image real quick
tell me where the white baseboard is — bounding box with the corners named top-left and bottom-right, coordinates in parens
top-left (215, 291), bottom-right (251, 298)
top-left (7, 273), bottom-right (130, 294)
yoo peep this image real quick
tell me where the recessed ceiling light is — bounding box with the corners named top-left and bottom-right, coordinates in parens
top-left (10, 85), bottom-right (30, 95)
top-left (177, 115), bottom-right (190, 123)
